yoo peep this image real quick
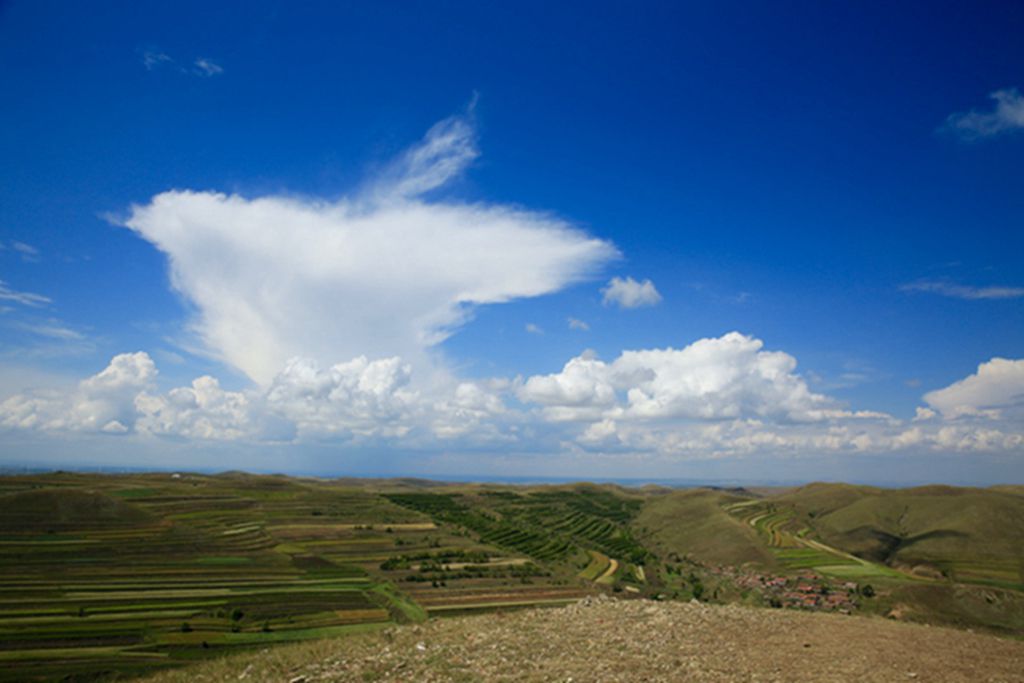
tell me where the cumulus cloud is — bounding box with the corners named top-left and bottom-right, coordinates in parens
top-left (944, 88), bottom-right (1024, 140)
top-left (567, 317), bottom-right (590, 331)
top-left (0, 351), bottom-right (509, 445)
top-left (519, 351), bottom-right (617, 422)
top-left (902, 280), bottom-right (1024, 300)
top-left (265, 356), bottom-right (419, 439)
top-left (519, 332), bottom-right (842, 424)
top-left (525, 323), bottom-right (543, 335)
top-left (123, 110), bottom-right (617, 384)
top-left (923, 358), bottom-right (1024, 419)
top-left (601, 276), bottom-right (661, 309)
top-left (0, 352), bottom-right (155, 434)
top-left (2, 343), bottom-right (1023, 458)
top-left (135, 376), bottom-right (254, 441)
top-left (913, 406), bottom-right (937, 422)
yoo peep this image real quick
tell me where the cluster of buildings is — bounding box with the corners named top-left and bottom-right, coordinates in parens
top-left (732, 570), bottom-right (860, 613)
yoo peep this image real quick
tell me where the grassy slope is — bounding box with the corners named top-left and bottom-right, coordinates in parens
top-left (773, 484), bottom-right (1024, 581)
top-left (633, 489), bottom-right (776, 568)
top-left (0, 488), bottom-right (156, 532)
top-left (748, 483), bottom-right (1024, 634)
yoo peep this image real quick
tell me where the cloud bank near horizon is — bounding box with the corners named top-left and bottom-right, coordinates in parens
top-left (3, 333), bottom-right (1022, 461)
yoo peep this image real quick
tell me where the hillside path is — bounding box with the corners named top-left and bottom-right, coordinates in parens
top-left (596, 557), bottom-right (618, 583)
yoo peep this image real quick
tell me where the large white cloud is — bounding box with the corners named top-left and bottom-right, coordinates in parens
top-left (265, 356), bottom-right (419, 439)
top-left (123, 111), bottom-right (617, 384)
top-left (923, 358), bottom-right (1024, 419)
top-left (519, 351), bottom-right (616, 422)
top-left (0, 352), bottom-right (155, 434)
top-left (519, 332), bottom-right (845, 423)
top-left (135, 376), bottom-right (255, 441)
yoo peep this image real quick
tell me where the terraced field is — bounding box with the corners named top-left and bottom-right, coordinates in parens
top-left (726, 485), bottom-right (1024, 595)
top-left (0, 474), bottom-right (598, 682)
top-left (725, 500), bottom-right (881, 576)
top-left (386, 486), bottom-right (648, 565)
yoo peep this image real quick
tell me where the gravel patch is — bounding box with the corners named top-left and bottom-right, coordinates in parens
top-left (285, 596), bottom-right (1024, 682)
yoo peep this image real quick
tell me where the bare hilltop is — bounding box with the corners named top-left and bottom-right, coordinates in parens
top-left (143, 596), bottom-right (1024, 683)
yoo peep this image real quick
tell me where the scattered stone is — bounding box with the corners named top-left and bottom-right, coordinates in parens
top-left (147, 598), bottom-right (1024, 683)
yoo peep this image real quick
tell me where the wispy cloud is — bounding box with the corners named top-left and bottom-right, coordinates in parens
top-left (12, 320), bottom-right (85, 341)
top-left (567, 317), bottom-right (590, 331)
top-left (525, 323), bottom-right (544, 335)
top-left (943, 87), bottom-right (1024, 140)
top-left (902, 279), bottom-right (1024, 300)
top-left (0, 280), bottom-right (50, 307)
top-left (601, 276), bottom-right (662, 309)
top-left (142, 50), bottom-right (174, 71)
top-left (192, 58), bottom-right (224, 77)
top-left (4, 241), bottom-right (40, 262)
top-left (141, 49), bottom-right (224, 77)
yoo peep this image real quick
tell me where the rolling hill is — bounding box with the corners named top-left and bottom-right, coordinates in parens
top-left (0, 472), bottom-right (1021, 681)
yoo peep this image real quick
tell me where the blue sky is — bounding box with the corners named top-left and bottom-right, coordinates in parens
top-left (1, 1), bottom-right (1022, 484)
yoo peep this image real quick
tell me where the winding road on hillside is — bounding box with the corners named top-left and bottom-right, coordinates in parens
top-left (597, 557), bottom-right (619, 583)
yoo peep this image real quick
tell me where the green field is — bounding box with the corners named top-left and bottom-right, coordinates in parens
top-left (1, 473), bottom-right (1022, 680)
top-left (0, 473), bottom-right (598, 681)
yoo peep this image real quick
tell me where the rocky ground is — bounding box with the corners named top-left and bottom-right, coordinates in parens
top-left (146, 596), bottom-right (1024, 682)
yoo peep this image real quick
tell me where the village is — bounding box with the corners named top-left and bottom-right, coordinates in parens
top-left (724, 567), bottom-right (864, 613)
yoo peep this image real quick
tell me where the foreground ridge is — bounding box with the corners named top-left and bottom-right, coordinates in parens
top-left (145, 596), bottom-right (1024, 682)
